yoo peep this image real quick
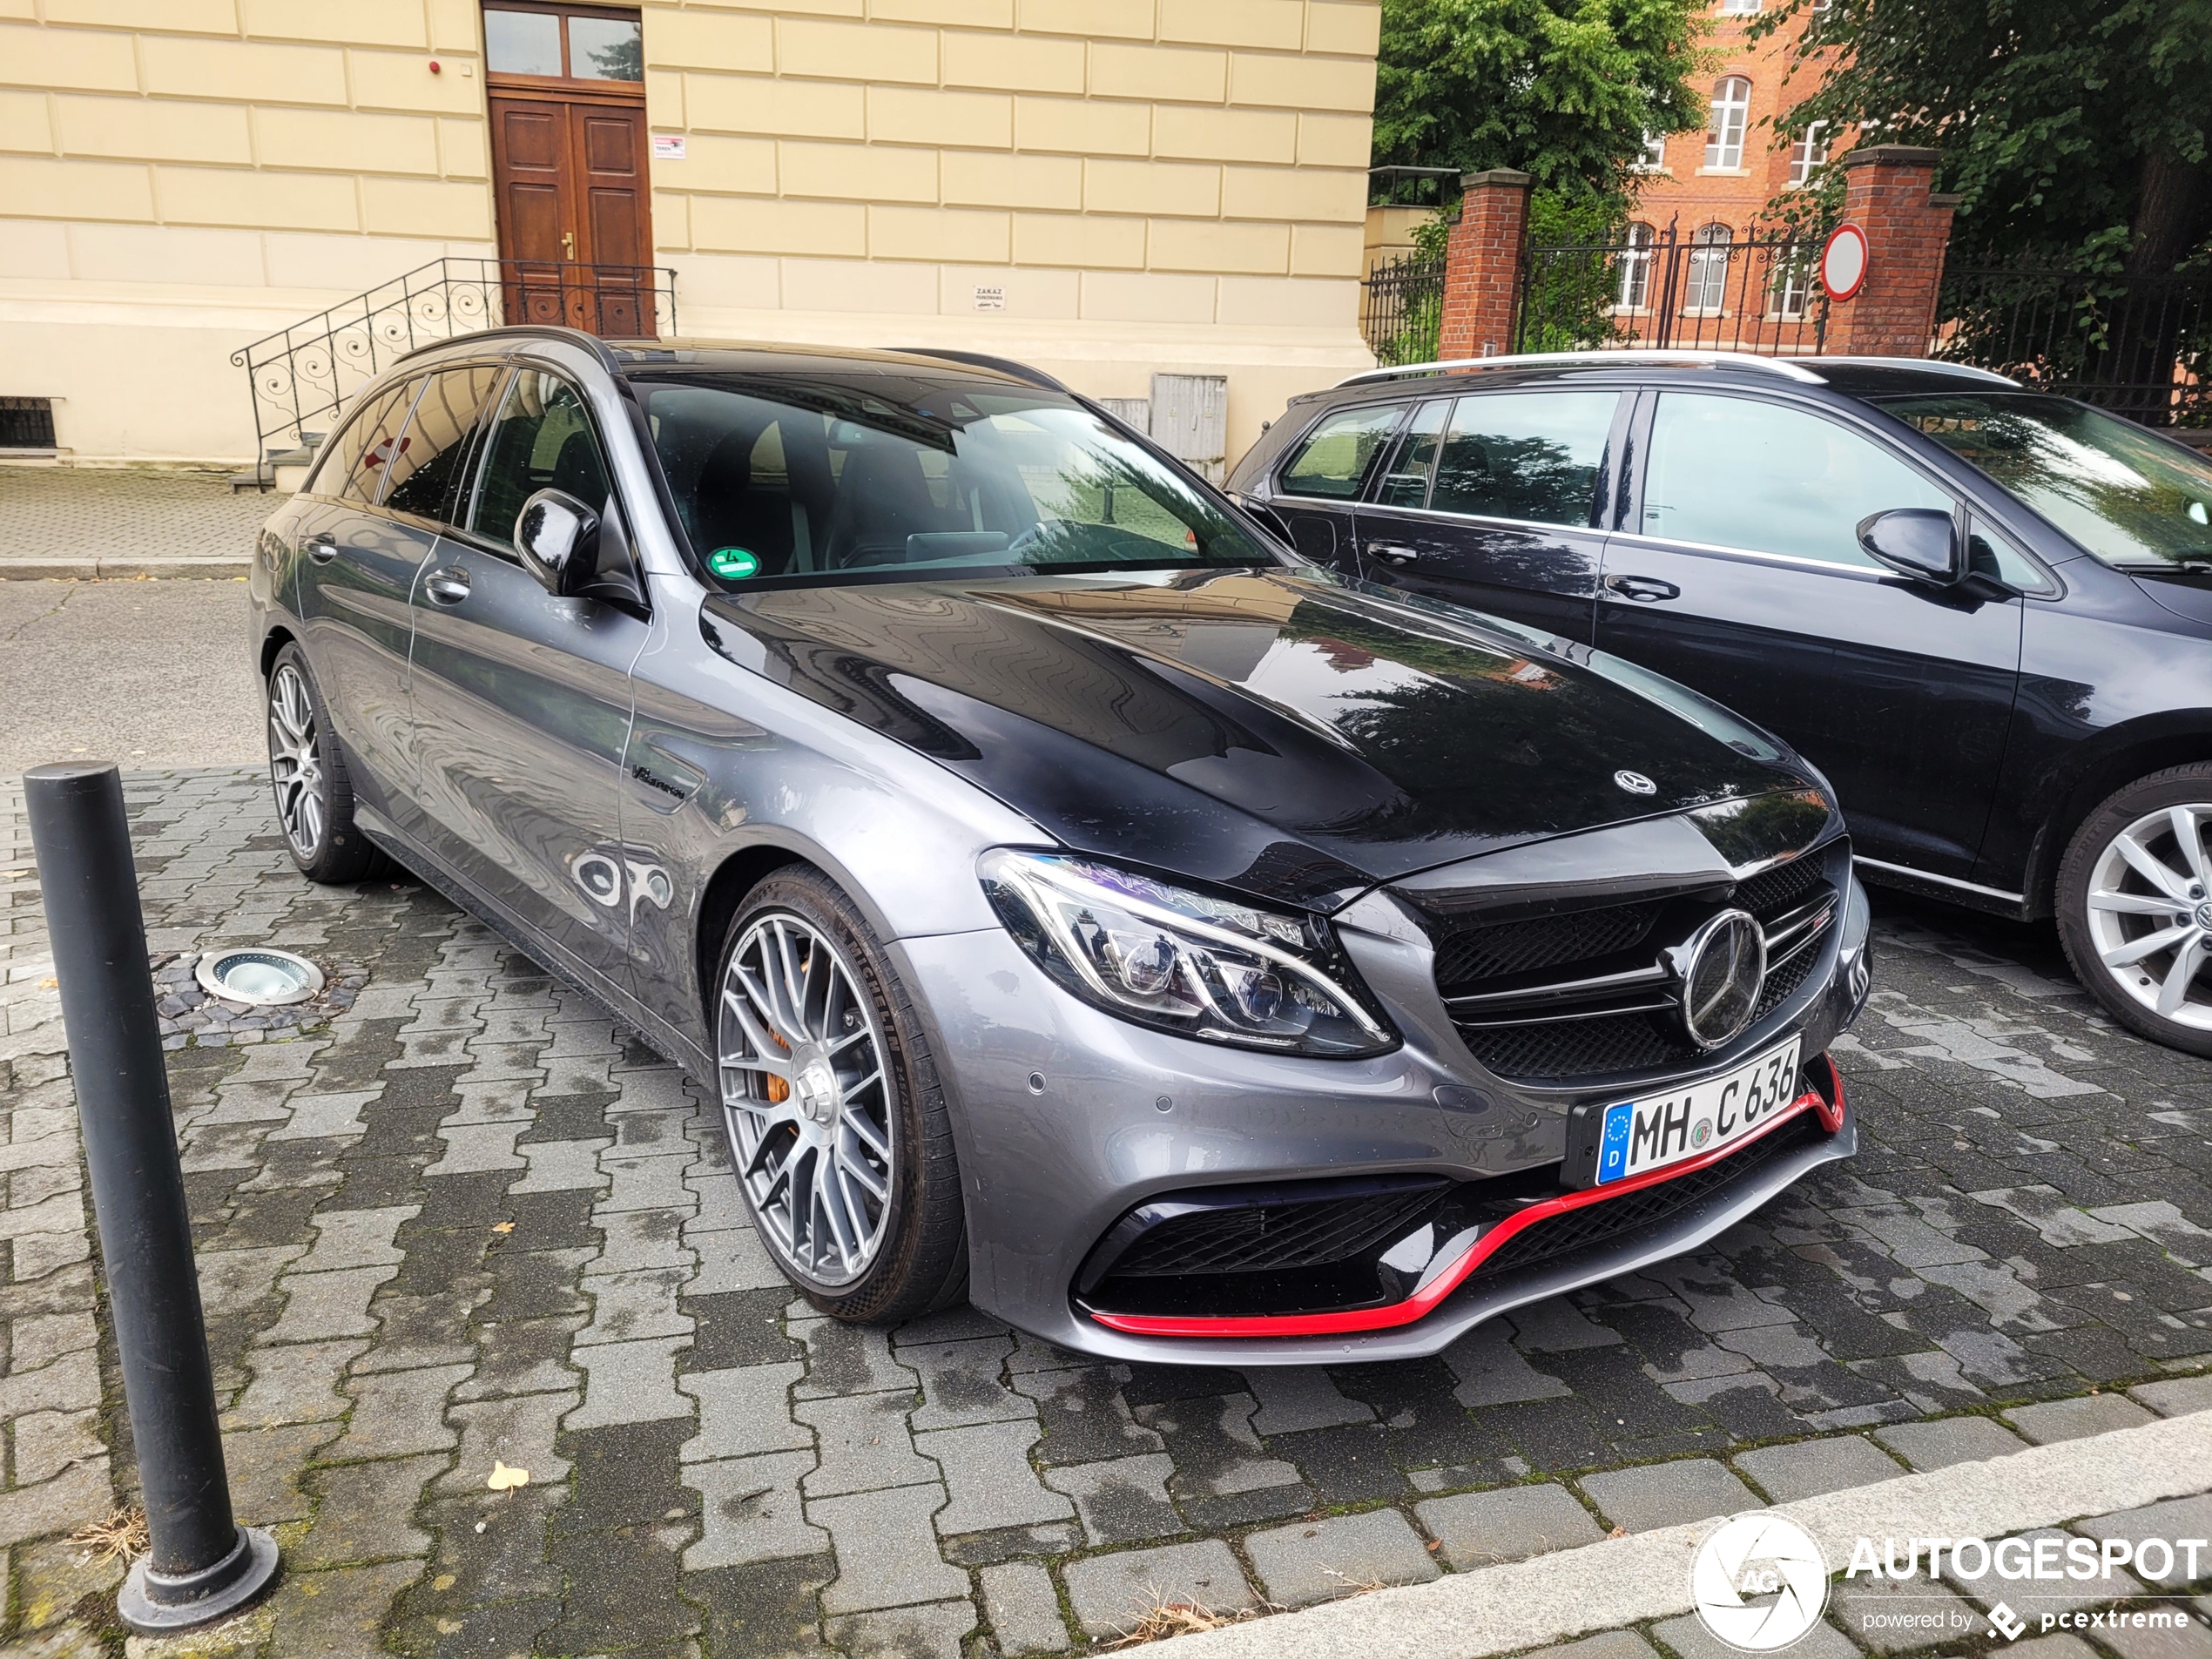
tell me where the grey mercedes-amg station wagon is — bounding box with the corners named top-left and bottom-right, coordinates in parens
top-left (246, 326), bottom-right (1871, 1364)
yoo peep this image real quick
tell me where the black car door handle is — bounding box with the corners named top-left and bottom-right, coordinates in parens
top-left (1604, 573), bottom-right (1681, 603)
top-left (422, 566), bottom-right (472, 605)
top-left (1366, 542), bottom-right (1420, 565)
top-left (304, 536), bottom-right (338, 564)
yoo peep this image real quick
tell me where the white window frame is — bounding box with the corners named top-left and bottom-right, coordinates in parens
top-left (1706, 77), bottom-right (1751, 170)
top-left (1684, 224), bottom-right (1732, 315)
top-left (1632, 131), bottom-right (1669, 172)
top-left (1787, 120), bottom-right (1830, 188)
top-left (1615, 223), bottom-right (1656, 314)
top-left (1770, 247), bottom-right (1811, 320)
top-left (1718, 0), bottom-right (1761, 12)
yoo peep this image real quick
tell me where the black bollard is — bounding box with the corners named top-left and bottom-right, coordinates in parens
top-left (24, 763), bottom-right (278, 1633)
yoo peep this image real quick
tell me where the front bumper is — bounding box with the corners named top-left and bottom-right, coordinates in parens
top-left (897, 868), bottom-right (1871, 1365)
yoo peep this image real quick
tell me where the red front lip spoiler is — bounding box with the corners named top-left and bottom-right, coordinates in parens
top-left (1086, 1053), bottom-right (1846, 1340)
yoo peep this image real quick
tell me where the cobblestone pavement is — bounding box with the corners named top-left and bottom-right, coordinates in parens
top-left (4, 769), bottom-right (2212, 1658)
top-left (0, 468), bottom-right (266, 575)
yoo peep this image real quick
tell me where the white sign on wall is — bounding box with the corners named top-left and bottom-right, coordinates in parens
top-left (651, 135), bottom-right (687, 160)
top-left (973, 285), bottom-right (1006, 311)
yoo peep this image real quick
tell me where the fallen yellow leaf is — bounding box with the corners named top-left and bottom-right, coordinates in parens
top-left (38, 978), bottom-right (57, 991)
top-left (490, 1222), bottom-right (515, 1234)
top-left (486, 1460), bottom-right (529, 1491)
top-left (433, 1574), bottom-right (455, 1591)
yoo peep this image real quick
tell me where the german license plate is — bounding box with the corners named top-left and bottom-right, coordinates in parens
top-left (1589, 1037), bottom-right (1803, 1185)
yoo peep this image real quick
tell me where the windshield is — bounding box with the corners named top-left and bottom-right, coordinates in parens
top-left (1878, 393), bottom-right (2212, 570)
top-left (634, 377), bottom-right (1278, 589)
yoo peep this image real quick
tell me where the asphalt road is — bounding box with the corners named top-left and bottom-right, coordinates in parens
top-left (0, 577), bottom-right (263, 775)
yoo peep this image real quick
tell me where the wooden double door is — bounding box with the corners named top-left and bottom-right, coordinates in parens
top-left (489, 92), bottom-right (653, 337)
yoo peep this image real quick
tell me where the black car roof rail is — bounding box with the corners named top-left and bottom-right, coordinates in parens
top-left (1801, 355), bottom-right (2020, 386)
top-left (887, 347), bottom-right (1069, 392)
top-left (1339, 348), bottom-right (1829, 388)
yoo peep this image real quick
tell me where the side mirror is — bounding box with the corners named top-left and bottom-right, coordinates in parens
top-left (1858, 508), bottom-right (1962, 584)
top-left (515, 489), bottom-right (599, 597)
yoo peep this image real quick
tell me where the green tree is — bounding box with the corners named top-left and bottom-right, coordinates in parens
top-left (1754, 0), bottom-right (2212, 273)
top-left (1371, 0), bottom-right (1713, 200)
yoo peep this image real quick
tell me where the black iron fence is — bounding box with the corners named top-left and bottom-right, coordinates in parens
top-left (1360, 251), bottom-right (1447, 368)
top-left (233, 257), bottom-right (678, 475)
top-left (1516, 222), bottom-right (1827, 355)
top-left (1934, 266), bottom-right (2212, 425)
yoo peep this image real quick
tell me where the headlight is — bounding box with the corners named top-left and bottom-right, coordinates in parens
top-left (978, 849), bottom-right (1397, 1057)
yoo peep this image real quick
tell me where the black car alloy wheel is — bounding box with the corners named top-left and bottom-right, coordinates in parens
top-left (263, 644), bottom-right (375, 884)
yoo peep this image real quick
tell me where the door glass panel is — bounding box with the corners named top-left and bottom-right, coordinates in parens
top-left (325, 381), bottom-right (421, 506)
top-left (1372, 400), bottom-right (1449, 509)
top-left (1642, 393), bottom-right (1953, 567)
top-left (1968, 517), bottom-right (2054, 593)
top-left (381, 366), bottom-right (505, 524)
top-left (484, 9), bottom-right (563, 75)
top-left (568, 16), bottom-right (643, 80)
top-left (469, 370), bottom-right (611, 550)
top-left (1430, 391), bottom-right (1617, 527)
top-left (1278, 403), bottom-right (1405, 498)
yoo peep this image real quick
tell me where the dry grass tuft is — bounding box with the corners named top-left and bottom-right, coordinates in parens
top-left (1106, 1589), bottom-right (1281, 1648)
top-left (70, 1506), bottom-right (148, 1564)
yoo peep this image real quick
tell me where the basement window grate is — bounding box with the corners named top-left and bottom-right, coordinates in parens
top-left (0, 398), bottom-right (56, 449)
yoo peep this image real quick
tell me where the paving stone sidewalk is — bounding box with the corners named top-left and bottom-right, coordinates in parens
top-left (3, 769), bottom-right (2212, 1658)
top-left (0, 468), bottom-right (265, 576)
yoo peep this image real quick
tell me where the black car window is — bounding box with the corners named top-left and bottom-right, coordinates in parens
top-left (469, 369), bottom-right (612, 550)
top-left (636, 378), bottom-right (1277, 589)
top-left (1372, 400), bottom-right (1449, 509)
top-left (1968, 516), bottom-right (2055, 594)
top-left (1429, 391), bottom-right (1617, 527)
top-left (316, 381), bottom-right (419, 506)
top-left (1642, 393), bottom-right (1952, 567)
top-left (382, 365), bottom-right (505, 524)
top-left (1277, 402), bottom-right (1406, 498)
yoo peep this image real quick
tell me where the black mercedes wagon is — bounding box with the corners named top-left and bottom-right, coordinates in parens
top-left (1230, 352), bottom-right (2212, 1056)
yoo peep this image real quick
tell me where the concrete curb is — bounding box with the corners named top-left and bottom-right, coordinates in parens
top-left (0, 559), bottom-right (250, 580)
top-left (1177, 1411), bottom-right (2212, 1659)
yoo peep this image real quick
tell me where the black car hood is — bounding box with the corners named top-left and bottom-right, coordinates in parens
top-left (700, 566), bottom-right (1816, 909)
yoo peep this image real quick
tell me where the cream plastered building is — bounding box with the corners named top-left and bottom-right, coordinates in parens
top-left (0, 0), bottom-right (1380, 469)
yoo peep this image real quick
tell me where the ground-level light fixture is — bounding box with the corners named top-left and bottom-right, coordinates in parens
top-left (194, 948), bottom-right (323, 1008)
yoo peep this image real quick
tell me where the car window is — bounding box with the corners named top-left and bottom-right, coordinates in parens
top-left (1879, 393), bottom-right (2212, 570)
top-left (314, 381), bottom-right (418, 506)
top-left (469, 369), bottom-right (611, 550)
top-left (1969, 516), bottom-right (2054, 593)
top-left (1430, 391), bottom-right (1619, 527)
top-left (1642, 393), bottom-right (1953, 567)
top-left (637, 378), bottom-right (1276, 588)
top-left (381, 365), bottom-right (505, 524)
top-left (1277, 403), bottom-right (1406, 499)
top-left (1372, 400), bottom-right (1449, 509)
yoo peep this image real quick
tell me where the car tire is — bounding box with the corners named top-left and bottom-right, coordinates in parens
top-left (712, 867), bottom-right (968, 1324)
top-left (2056, 763), bottom-right (2212, 1056)
top-left (264, 644), bottom-right (379, 885)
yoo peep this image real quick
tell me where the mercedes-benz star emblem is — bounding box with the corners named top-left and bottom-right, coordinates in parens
top-left (1615, 769), bottom-right (1657, 795)
top-left (1669, 908), bottom-right (1768, 1050)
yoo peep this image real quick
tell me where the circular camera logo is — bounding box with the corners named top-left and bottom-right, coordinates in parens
top-left (1690, 1514), bottom-right (1831, 1652)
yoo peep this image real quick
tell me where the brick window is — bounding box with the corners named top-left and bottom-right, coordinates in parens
top-left (1718, 0), bottom-right (1762, 12)
top-left (1788, 121), bottom-right (1831, 189)
top-left (1707, 77), bottom-right (1751, 169)
top-left (1632, 132), bottom-right (1669, 172)
top-left (1615, 223), bottom-right (1656, 312)
top-left (1685, 224), bottom-right (1732, 314)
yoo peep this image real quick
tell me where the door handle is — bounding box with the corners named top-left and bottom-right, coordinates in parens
top-left (562, 230), bottom-right (576, 261)
top-left (422, 566), bottom-right (472, 605)
top-left (304, 536), bottom-right (338, 564)
top-left (1604, 573), bottom-right (1681, 603)
top-left (1366, 542), bottom-right (1420, 566)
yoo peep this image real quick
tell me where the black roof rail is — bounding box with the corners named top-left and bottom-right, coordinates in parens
top-left (886, 347), bottom-right (1069, 392)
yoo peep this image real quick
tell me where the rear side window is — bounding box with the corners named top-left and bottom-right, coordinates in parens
top-left (381, 365), bottom-right (505, 523)
top-left (314, 381), bottom-right (418, 505)
top-left (1642, 393), bottom-right (1953, 567)
top-left (1277, 403), bottom-right (1405, 498)
top-left (1429, 391), bottom-right (1618, 527)
top-left (469, 370), bottom-right (611, 550)
top-left (1372, 400), bottom-right (1449, 509)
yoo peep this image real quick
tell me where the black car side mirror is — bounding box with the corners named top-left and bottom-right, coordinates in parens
top-left (1858, 508), bottom-right (1962, 584)
top-left (516, 489), bottom-right (600, 597)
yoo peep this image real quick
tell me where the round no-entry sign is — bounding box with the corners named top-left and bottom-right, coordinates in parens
top-left (1820, 224), bottom-right (1869, 301)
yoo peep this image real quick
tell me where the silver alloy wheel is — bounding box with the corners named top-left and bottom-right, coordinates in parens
top-left (266, 662), bottom-right (326, 860)
top-left (2083, 803), bottom-right (2212, 1033)
top-left (716, 911), bottom-right (895, 1287)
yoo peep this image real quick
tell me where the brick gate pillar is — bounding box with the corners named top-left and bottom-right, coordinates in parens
top-left (1822, 145), bottom-right (1961, 357)
top-left (1436, 168), bottom-right (1533, 361)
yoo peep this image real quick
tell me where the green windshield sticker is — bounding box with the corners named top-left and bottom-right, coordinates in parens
top-left (708, 547), bottom-right (759, 580)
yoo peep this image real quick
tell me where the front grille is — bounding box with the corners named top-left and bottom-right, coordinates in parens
top-left (1735, 855), bottom-right (1824, 919)
top-left (1468, 1112), bottom-right (1826, 1282)
top-left (1458, 1012), bottom-right (1697, 1081)
top-left (1433, 902), bottom-right (1660, 990)
top-left (1752, 936), bottom-right (1819, 1022)
top-left (1105, 1184), bottom-right (1447, 1278)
